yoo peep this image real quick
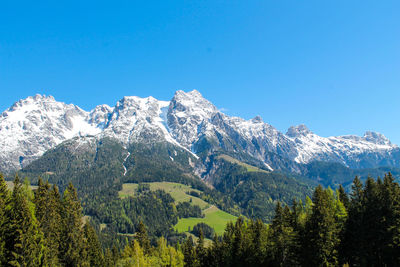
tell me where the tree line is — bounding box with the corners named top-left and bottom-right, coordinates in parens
top-left (183, 173), bottom-right (400, 266)
top-left (2, 172), bottom-right (400, 266)
top-left (0, 174), bottom-right (107, 266)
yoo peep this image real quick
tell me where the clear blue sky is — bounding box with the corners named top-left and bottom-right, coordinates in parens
top-left (1, 1), bottom-right (399, 144)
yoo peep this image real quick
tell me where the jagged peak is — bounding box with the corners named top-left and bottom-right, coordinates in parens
top-left (91, 104), bottom-right (113, 112)
top-left (174, 89), bottom-right (202, 98)
top-left (4, 94), bottom-right (85, 116)
top-left (251, 115), bottom-right (263, 123)
top-left (170, 89), bottom-right (217, 114)
top-left (363, 131), bottom-right (392, 145)
top-left (10, 94), bottom-right (54, 108)
top-left (286, 124), bottom-right (312, 137)
top-left (114, 96), bottom-right (156, 112)
top-left (172, 90), bottom-right (209, 103)
top-left (27, 94), bottom-right (56, 102)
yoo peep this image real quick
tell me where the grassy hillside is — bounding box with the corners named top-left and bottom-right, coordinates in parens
top-left (119, 182), bottom-right (209, 209)
top-left (216, 154), bottom-right (269, 173)
top-left (119, 182), bottom-right (237, 235)
top-left (174, 205), bottom-right (237, 235)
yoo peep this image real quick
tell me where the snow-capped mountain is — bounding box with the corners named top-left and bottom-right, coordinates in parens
top-left (286, 125), bottom-right (397, 167)
top-left (0, 90), bottom-right (398, 173)
top-left (0, 95), bottom-right (102, 171)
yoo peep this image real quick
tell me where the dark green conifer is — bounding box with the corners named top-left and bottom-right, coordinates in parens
top-left (196, 229), bottom-right (206, 264)
top-left (302, 186), bottom-right (340, 266)
top-left (4, 175), bottom-right (44, 266)
top-left (338, 184), bottom-right (349, 209)
top-left (0, 173), bottom-right (10, 265)
top-left (60, 182), bottom-right (88, 266)
top-left (34, 179), bottom-right (62, 266)
top-left (135, 220), bottom-right (151, 254)
top-left (84, 223), bottom-right (104, 266)
top-left (270, 202), bottom-right (298, 266)
top-left (183, 236), bottom-right (197, 267)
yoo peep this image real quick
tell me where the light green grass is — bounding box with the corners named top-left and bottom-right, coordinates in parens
top-left (174, 205), bottom-right (237, 235)
top-left (119, 182), bottom-right (209, 209)
top-left (217, 154), bottom-right (268, 173)
top-left (119, 182), bottom-right (237, 235)
top-left (118, 183), bottom-right (138, 198)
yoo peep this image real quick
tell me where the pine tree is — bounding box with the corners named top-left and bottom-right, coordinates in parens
top-left (362, 177), bottom-right (383, 265)
top-left (254, 219), bottom-right (270, 266)
top-left (103, 247), bottom-right (115, 267)
top-left (302, 186), bottom-right (340, 266)
top-left (60, 182), bottom-right (88, 267)
top-left (196, 229), bottom-right (206, 265)
top-left (378, 173), bottom-right (400, 265)
top-left (83, 223), bottom-right (104, 266)
top-left (231, 216), bottom-right (246, 266)
top-left (136, 220), bottom-right (151, 254)
top-left (183, 236), bottom-right (197, 267)
top-left (34, 179), bottom-right (62, 266)
top-left (34, 178), bottom-right (49, 223)
top-left (0, 173), bottom-right (10, 265)
top-left (4, 175), bottom-right (44, 266)
top-left (387, 173), bottom-right (400, 265)
top-left (337, 184), bottom-right (349, 209)
top-left (201, 234), bottom-right (221, 267)
top-left (342, 176), bottom-right (365, 265)
top-left (270, 202), bottom-right (298, 266)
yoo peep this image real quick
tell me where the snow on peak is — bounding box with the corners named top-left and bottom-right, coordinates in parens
top-left (0, 95), bottom-right (101, 171)
top-left (286, 126), bottom-right (397, 166)
top-left (171, 90), bottom-right (217, 113)
top-left (167, 90), bottom-right (218, 148)
top-left (286, 124), bottom-right (312, 137)
top-left (251, 115), bottom-right (263, 123)
top-left (100, 95), bottom-right (173, 145)
top-left (363, 131), bottom-right (391, 146)
top-left (88, 104), bottom-right (113, 129)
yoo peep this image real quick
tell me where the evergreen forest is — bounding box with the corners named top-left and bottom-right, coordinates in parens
top-left (2, 172), bottom-right (400, 266)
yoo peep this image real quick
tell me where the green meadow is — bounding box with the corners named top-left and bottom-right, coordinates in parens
top-left (119, 182), bottom-right (237, 235)
top-left (217, 154), bottom-right (269, 173)
top-left (174, 205), bottom-right (237, 235)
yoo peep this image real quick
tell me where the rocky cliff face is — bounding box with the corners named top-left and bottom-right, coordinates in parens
top-left (0, 90), bottom-right (398, 173)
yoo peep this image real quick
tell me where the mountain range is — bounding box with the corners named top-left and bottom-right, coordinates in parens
top-left (1, 90), bottom-right (399, 178)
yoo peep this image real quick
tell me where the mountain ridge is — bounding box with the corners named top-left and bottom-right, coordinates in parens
top-left (0, 90), bottom-right (398, 174)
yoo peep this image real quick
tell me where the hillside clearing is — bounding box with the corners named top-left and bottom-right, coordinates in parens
top-left (217, 154), bottom-right (269, 173)
top-left (119, 182), bottom-right (237, 235)
top-left (119, 182), bottom-right (209, 209)
top-left (174, 205), bottom-right (237, 235)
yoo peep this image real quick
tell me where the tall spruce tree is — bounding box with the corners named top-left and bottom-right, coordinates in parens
top-left (302, 186), bottom-right (340, 266)
top-left (183, 236), bottom-right (197, 267)
top-left (136, 220), bottom-right (151, 254)
top-left (34, 179), bottom-right (62, 266)
top-left (270, 202), bottom-right (298, 266)
top-left (60, 182), bottom-right (88, 267)
top-left (337, 184), bottom-right (349, 209)
top-left (0, 173), bottom-right (10, 265)
top-left (4, 175), bottom-right (44, 266)
top-left (342, 176), bottom-right (365, 265)
top-left (195, 229), bottom-right (206, 265)
top-left (83, 223), bottom-right (104, 266)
